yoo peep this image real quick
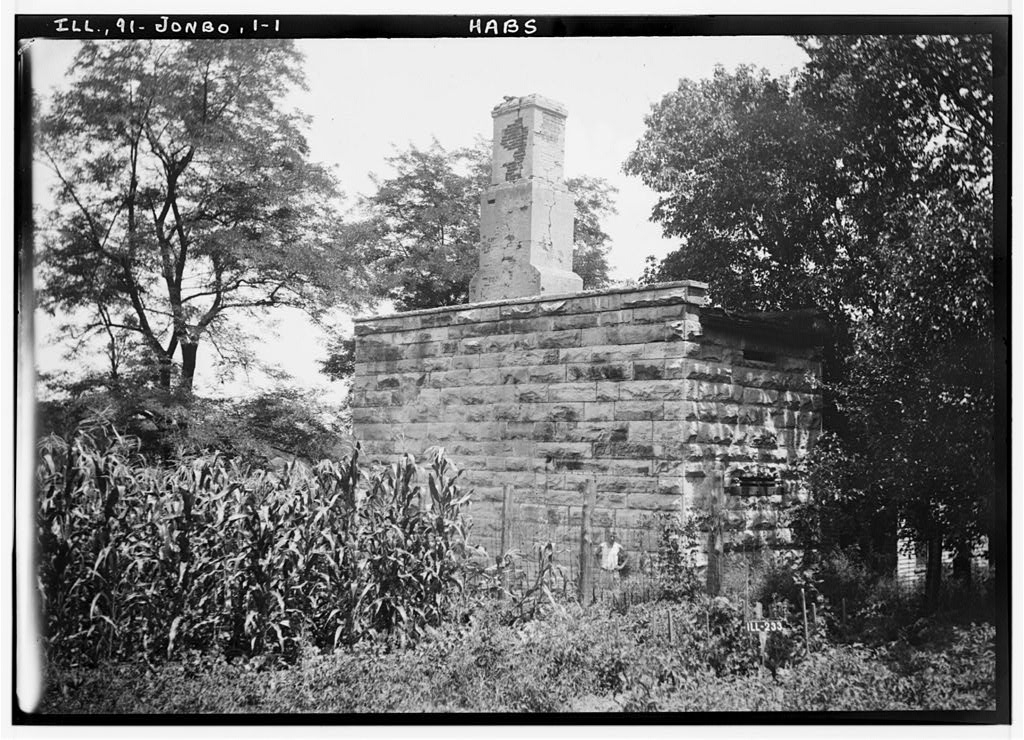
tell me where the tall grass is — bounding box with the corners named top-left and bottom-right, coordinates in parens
top-left (36, 424), bottom-right (471, 667)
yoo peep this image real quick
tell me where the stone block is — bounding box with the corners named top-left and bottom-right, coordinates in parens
top-left (361, 390), bottom-right (396, 406)
top-left (566, 292), bottom-right (624, 313)
top-left (644, 341), bottom-right (701, 360)
top-left (626, 492), bottom-right (683, 512)
top-left (499, 366), bottom-right (530, 385)
top-left (598, 476), bottom-right (658, 494)
top-left (593, 441), bottom-right (656, 459)
top-left (738, 406), bottom-right (767, 424)
top-left (480, 403), bottom-right (519, 422)
top-left (475, 335), bottom-right (515, 354)
top-left (687, 362), bottom-right (733, 383)
top-left (406, 342), bottom-right (446, 360)
top-left (529, 421), bottom-right (556, 441)
top-left (588, 458), bottom-right (654, 476)
top-left (662, 401), bottom-right (698, 421)
top-left (536, 441), bottom-right (593, 459)
top-left (527, 366), bottom-right (567, 384)
top-left (595, 310), bottom-right (633, 327)
top-left (506, 316), bottom-right (555, 335)
top-left (535, 330), bottom-right (582, 349)
top-left (619, 381), bottom-right (686, 401)
top-left (351, 406), bottom-right (379, 424)
top-left (689, 381), bottom-right (741, 402)
top-left (447, 387), bottom-right (509, 406)
top-left (593, 344), bottom-right (648, 363)
top-left (452, 306), bottom-right (502, 325)
top-left (651, 420), bottom-right (686, 439)
top-left (543, 404), bottom-right (584, 422)
top-left (626, 421), bottom-right (655, 442)
top-left (632, 361), bottom-right (665, 380)
top-left (591, 509), bottom-right (616, 529)
top-left (584, 402), bottom-right (616, 421)
top-left (698, 343), bottom-right (739, 365)
top-left (501, 421), bottom-right (531, 439)
top-left (798, 411), bottom-right (821, 431)
top-left (557, 421), bottom-right (628, 443)
top-left (741, 387), bottom-right (780, 406)
top-left (654, 459), bottom-right (687, 476)
top-left (582, 324), bottom-right (677, 346)
top-left (566, 362), bottom-right (629, 382)
top-left (613, 401), bottom-right (664, 421)
top-left (548, 382), bottom-right (597, 403)
top-left (426, 368), bottom-right (468, 389)
top-left (454, 423), bottom-right (503, 443)
top-left (357, 341), bottom-right (404, 364)
top-left (510, 439), bottom-right (535, 458)
top-left (514, 386), bottom-right (547, 404)
top-left (511, 349), bottom-right (562, 367)
top-left (397, 327), bottom-right (447, 345)
top-left (551, 313), bottom-right (601, 330)
top-left (501, 454), bottom-right (533, 472)
top-left (770, 409), bottom-right (798, 429)
top-left (630, 304), bottom-right (697, 324)
top-left (692, 421), bottom-right (733, 446)
top-left (558, 347), bottom-right (593, 364)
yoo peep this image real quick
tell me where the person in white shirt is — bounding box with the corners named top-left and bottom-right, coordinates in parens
top-left (598, 533), bottom-right (624, 571)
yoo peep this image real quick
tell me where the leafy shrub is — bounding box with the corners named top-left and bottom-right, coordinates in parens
top-left (38, 605), bottom-right (995, 714)
top-left (791, 433), bottom-right (897, 576)
top-left (36, 423), bottom-right (471, 666)
top-left (37, 383), bottom-right (350, 464)
top-left (651, 512), bottom-right (704, 601)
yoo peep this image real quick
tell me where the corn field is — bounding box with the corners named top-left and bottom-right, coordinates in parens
top-left (35, 425), bottom-right (472, 667)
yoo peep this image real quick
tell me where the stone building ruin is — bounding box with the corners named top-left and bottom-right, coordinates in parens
top-left (351, 94), bottom-right (826, 589)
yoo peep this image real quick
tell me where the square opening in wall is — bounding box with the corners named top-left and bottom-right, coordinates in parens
top-left (743, 348), bottom-right (776, 364)
top-left (731, 473), bottom-right (778, 497)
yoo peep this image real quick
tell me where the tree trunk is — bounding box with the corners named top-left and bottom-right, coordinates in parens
top-left (952, 540), bottom-right (973, 586)
top-left (924, 533), bottom-right (943, 609)
top-left (706, 527), bottom-right (723, 596)
top-left (180, 343), bottom-right (198, 394)
top-left (158, 354), bottom-right (173, 390)
top-left (705, 476), bottom-right (724, 596)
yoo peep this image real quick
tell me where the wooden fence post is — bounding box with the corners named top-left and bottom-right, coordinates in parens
top-left (496, 484), bottom-right (514, 596)
top-left (754, 602), bottom-right (766, 674)
top-left (578, 479), bottom-right (596, 605)
top-left (706, 473), bottom-right (725, 596)
top-left (801, 587), bottom-right (811, 657)
top-left (500, 484), bottom-right (513, 560)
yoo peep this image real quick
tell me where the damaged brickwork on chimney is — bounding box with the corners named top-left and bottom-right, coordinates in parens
top-left (500, 118), bottom-right (527, 182)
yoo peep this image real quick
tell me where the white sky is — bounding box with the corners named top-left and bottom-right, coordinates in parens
top-left (29, 35), bottom-right (810, 399)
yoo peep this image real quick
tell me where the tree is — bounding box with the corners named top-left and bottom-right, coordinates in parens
top-left (567, 175), bottom-right (617, 290)
top-left (361, 139), bottom-right (489, 311)
top-left (626, 35), bottom-right (997, 600)
top-left (35, 40), bottom-right (373, 398)
top-left (799, 35), bottom-right (996, 602)
top-left (362, 139), bottom-right (617, 313)
top-left (627, 65), bottom-right (849, 317)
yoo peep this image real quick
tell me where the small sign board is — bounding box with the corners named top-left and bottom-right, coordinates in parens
top-left (746, 619), bottom-right (785, 633)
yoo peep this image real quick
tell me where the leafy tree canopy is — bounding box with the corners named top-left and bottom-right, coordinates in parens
top-left (36, 40), bottom-right (375, 397)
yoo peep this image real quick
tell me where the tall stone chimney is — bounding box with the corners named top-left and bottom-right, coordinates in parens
top-left (468, 94), bottom-right (584, 302)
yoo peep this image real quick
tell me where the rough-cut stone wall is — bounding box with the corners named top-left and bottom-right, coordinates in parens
top-left (352, 280), bottom-right (823, 568)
